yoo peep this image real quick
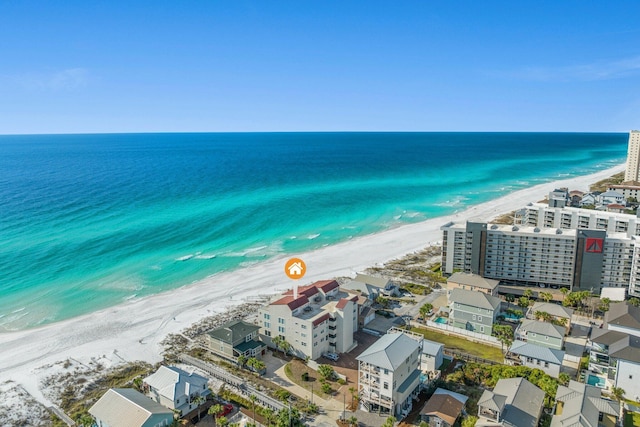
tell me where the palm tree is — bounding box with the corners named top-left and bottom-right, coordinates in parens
top-left (209, 403), bottom-right (224, 427)
top-left (611, 387), bottom-right (626, 420)
top-left (560, 287), bottom-right (569, 297)
top-left (237, 354), bottom-right (247, 369)
top-left (348, 415), bottom-right (358, 426)
top-left (250, 394), bottom-right (258, 425)
top-left (264, 408), bottom-right (274, 427)
top-left (611, 386), bottom-right (625, 401)
top-left (540, 292), bottom-right (553, 303)
top-left (192, 395), bottom-right (205, 422)
top-left (218, 415), bottom-right (229, 427)
top-left (523, 289), bottom-right (533, 298)
top-left (348, 386), bottom-right (357, 409)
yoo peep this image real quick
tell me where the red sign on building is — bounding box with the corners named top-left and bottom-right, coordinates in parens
top-left (585, 237), bottom-right (603, 253)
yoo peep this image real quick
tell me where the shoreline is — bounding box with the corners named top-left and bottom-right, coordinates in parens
top-left (0, 163), bottom-right (624, 407)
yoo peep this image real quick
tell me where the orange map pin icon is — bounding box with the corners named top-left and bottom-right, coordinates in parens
top-left (285, 257), bottom-right (306, 280)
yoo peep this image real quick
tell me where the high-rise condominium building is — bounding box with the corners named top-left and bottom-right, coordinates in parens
top-left (624, 130), bottom-right (640, 182)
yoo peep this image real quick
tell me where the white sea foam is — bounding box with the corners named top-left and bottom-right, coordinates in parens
top-left (307, 233), bottom-right (321, 239)
top-left (175, 254), bottom-right (194, 261)
top-left (194, 254), bottom-right (217, 260)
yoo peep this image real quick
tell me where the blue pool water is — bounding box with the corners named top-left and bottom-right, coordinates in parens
top-left (434, 317), bottom-right (448, 324)
top-left (587, 374), bottom-right (606, 388)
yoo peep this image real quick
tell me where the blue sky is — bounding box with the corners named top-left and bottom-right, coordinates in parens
top-left (1, 1), bottom-right (639, 133)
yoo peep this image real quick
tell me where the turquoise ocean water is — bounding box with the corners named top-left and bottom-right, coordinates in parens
top-left (0, 132), bottom-right (627, 331)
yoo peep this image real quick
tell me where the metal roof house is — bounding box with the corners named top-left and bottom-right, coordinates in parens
top-left (476, 377), bottom-right (544, 427)
top-left (143, 365), bottom-right (210, 416)
top-left (89, 388), bottom-right (174, 427)
top-left (551, 380), bottom-right (619, 427)
top-left (506, 341), bottom-right (565, 378)
top-left (357, 333), bottom-right (421, 418)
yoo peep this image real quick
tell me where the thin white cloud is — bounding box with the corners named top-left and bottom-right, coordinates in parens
top-left (495, 56), bottom-right (640, 82)
top-left (1, 68), bottom-right (89, 91)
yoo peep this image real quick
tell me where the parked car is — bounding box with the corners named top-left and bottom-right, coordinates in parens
top-left (218, 403), bottom-right (233, 417)
top-left (323, 352), bottom-right (339, 361)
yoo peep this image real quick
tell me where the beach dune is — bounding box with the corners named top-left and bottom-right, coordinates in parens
top-left (0, 164), bottom-right (624, 408)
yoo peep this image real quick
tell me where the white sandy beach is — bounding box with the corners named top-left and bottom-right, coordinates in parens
top-left (0, 164), bottom-right (624, 408)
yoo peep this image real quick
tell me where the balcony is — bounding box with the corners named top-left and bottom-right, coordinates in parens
top-left (328, 325), bottom-right (337, 330)
top-left (329, 317), bottom-right (336, 322)
top-left (328, 333), bottom-right (337, 339)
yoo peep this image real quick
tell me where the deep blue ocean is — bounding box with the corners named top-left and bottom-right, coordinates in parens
top-left (0, 132), bottom-right (627, 330)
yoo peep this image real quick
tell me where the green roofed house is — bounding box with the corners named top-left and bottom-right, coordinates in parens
top-left (89, 388), bottom-right (174, 427)
top-left (206, 320), bottom-right (265, 363)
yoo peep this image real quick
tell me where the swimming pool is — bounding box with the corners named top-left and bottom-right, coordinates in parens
top-left (587, 374), bottom-right (606, 388)
top-left (434, 317), bottom-right (448, 324)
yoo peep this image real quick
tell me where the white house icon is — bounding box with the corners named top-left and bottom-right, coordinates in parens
top-left (288, 262), bottom-right (303, 276)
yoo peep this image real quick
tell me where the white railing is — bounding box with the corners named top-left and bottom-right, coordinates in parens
top-left (424, 320), bottom-right (501, 347)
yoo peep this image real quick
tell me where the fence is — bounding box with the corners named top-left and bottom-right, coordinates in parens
top-left (424, 320), bottom-right (502, 347)
top-left (443, 349), bottom-right (499, 366)
top-left (178, 354), bottom-right (285, 412)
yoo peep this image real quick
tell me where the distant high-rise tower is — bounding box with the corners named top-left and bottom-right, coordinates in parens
top-left (624, 130), bottom-right (640, 182)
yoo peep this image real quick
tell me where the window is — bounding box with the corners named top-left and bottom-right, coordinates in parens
top-left (383, 382), bottom-right (389, 390)
top-left (302, 342), bottom-right (307, 346)
top-left (264, 313), bottom-right (270, 320)
top-left (472, 314), bottom-right (476, 320)
top-left (265, 330), bottom-right (271, 337)
top-left (301, 324), bottom-right (307, 329)
top-left (278, 318), bottom-right (285, 324)
top-left (478, 316), bottom-right (482, 322)
top-left (264, 322), bottom-right (270, 328)
top-left (544, 362), bottom-right (549, 368)
top-left (384, 369), bottom-right (389, 375)
top-left (630, 375), bottom-right (634, 380)
top-left (278, 326), bottom-right (285, 333)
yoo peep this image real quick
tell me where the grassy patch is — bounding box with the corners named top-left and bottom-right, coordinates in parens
top-left (590, 171), bottom-right (625, 192)
top-left (410, 327), bottom-right (504, 362)
top-left (283, 360), bottom-right (335, 399)
top-left (401, 283), bottom-right (430, 295)
top-left (625, 411), bottom-right (640, 427)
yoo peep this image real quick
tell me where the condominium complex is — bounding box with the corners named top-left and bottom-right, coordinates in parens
top-left (517, 203), bottom-right (640, 237)
top-left (258, 280), bottom-right (358, 360)
top-left (441, 218), bottom-right (640, 295)
top-left (625, 130), bottom-right (640, 182)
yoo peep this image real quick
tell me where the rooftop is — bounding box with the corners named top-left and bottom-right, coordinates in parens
top-left (207, 320), bottom-right (260, 345)
top-left (518, 319), bottom-right (565, 339)
top-left (606, 302), bottom-right (640, 332)
top-left (530, 302), bottom-right (573, 319)
top-left (420, 388), bottom-right (467, 425)
top-left (552, 380), bottom-right (619, 427)
top-left (89, 388), bottom-right (173, 427)
top-left (449, 288), bottom-right (501, 311)
top-left (508, 341), bottom-right (565, 365)
top-left (480, 378), bottom-right (545, 427)
top-left (447, 272), bottom-right (499, 290)
top-left (357, 332), bottom-right (420, 371)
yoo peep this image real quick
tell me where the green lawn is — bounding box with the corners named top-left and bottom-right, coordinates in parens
top-left (410, 327), bottom-right (504, 362)
top-left (625, 412), bottom-right (640, 427)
